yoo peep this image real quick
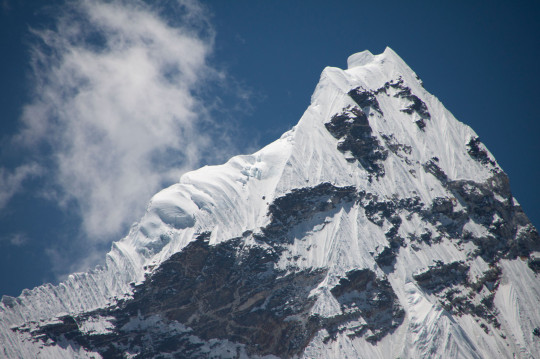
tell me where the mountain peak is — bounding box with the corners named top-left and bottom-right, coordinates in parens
top-left (346, 47), bottom-right (404, 69)
top-left (1, 49), bottom-right (539, 359)
top-left (347, 49), bottom-right (375, 68)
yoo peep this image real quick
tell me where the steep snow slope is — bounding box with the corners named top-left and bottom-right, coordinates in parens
top-left (1, 48), bottom-right (539, 358)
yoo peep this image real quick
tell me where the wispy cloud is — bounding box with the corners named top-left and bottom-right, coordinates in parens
top-left (0, 163), bottom-right (42, 209)
top-left (1, 0), bottom-right (243, 275)
top-left (0, 232), bottom-right (29, 247)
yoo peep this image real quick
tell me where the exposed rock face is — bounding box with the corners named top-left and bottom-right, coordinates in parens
top-left (422, 157), bottom-right (448, 183)
top-left (19, 232), bottom-right (327, 358)
top-left (374, 77), bottom-right (431, 130)
top-left (417, 154), bottom-right (540, 262)
top-left (326, 269), bottom-right (404, 342)
top-left (467, 136), bottom-right (497, 167)
top-left (325, 106), bottom-right (388, 179)
top-left (413, 261), bottom-right (502, 330)
top-left (446, 174), bottom-right (539, 261)
top-left (348, 87), bottom-right (384, 115)
top-left (529, 255), bottom-right (540, 273)
top-left (380, 134), bottom-right (412, 160)
top-left (263, 182), bottom-right (358, 240)
top-left (122, 233), bottom-right (326, 357)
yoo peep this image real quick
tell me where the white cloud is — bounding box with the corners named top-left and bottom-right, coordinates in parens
top-left (0, 163), bottom-right (42, 209)
top-left (12, 0), bottom-right (233, 245)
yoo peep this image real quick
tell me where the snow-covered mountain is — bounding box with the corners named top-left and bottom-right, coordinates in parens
top-left (1, 47), bottom-right (539, 359)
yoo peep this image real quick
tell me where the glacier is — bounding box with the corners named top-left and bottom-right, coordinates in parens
top-left (1, 47), bottom-right (539, 358)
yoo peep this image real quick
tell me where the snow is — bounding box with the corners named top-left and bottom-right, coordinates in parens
top-left (1, 47), bottom-right (538, 358)
top-left (347, 50), bottom-right (375, 69)
top-left (78, 315), bottom-right (116, 335)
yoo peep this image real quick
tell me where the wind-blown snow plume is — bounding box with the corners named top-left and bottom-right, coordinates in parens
top-left (9, 0), bottom-right (227, 242)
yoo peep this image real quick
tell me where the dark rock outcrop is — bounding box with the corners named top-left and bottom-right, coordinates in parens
top-left (325, 269), bottom-right (404, 343)
top-left (529, 256), bottom-right (540, 274)
top-left (380, 134), bottom-right (413, 164)
top-left (348, 87), bottom-right (383, 115)
top-left (422, 157), bottom-right (448, 183)
top-left (447, 173), bottom-right (540, 261)
top-left (264, 182), bottom-right (357, 239)
top-left (358, 191), bottom-right (423, 270)
top-left (374, 246), bottom-right (397, 268)
top-left (375, 77), bottom-right (431, 130)
top-left (325, 106), bottom-right (388, 179)
top-left (413, 261), bottom-right (502, 329)
top-left (467, 136), bottom-right (496, 167)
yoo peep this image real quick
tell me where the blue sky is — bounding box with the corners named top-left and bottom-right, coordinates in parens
top-left (0, 0), bottom-right (539, 297)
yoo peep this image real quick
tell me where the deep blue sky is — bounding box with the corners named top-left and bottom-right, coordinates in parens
top-left (0, 0), bottom-right (538, 297)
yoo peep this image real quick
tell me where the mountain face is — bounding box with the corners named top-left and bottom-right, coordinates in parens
top-left (1, 48), bottom-right (540, 359)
